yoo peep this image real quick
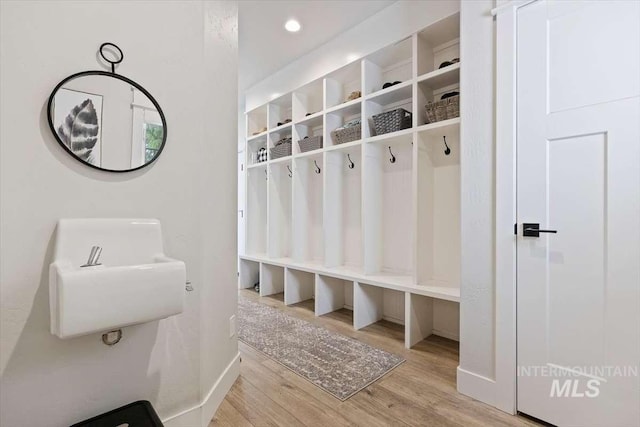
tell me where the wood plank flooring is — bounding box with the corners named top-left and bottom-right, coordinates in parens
top-left (210, 290), bottom-right (538, 427)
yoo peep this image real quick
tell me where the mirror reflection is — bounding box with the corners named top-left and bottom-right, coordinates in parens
top-left (49, 73), bottom-right (165, 171)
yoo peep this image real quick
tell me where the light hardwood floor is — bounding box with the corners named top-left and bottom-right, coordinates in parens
top-left (210, 290), bottom-right (539, 427)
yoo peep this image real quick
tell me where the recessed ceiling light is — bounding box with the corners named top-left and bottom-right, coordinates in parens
top-left (285, 19), bottom-right (301, 33)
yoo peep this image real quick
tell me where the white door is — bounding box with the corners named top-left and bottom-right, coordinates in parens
top-left (516, 1), bottom-right (640, 426)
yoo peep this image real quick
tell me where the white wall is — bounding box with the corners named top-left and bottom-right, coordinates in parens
top-left (243, 0), bottom-right (503, 410)
top-left (0, 2), bottom-right (239, 426)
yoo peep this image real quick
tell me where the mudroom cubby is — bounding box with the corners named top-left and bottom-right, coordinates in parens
top-left (291, 152), bottom-right (324, 264)
top-left (247, 104), bottom-right (268, 138)
top-left (239, 259), bottom-right (260, 290)
top-left (246, 165), bottom-right (268, 256)
top-left (324, 61), bottom-right (362, 110)
top-left (241, 11), bottom-right (462, 348)
top-left (362, 138), bottom-right (414, 278)
top-left (293, 79), bottom-right (323, 122)
top-left (362, 36), bottom-right (413, 97)
top-left (325, 101), bottom-right (362, 147)
top-left (268, 161), bottom-right (292, 259)
top-left (353, 282), bottom-right (405, 334)
top-left (324, 145), bottom-right (362, 271)
top-left (415, 123), bottom-right (460, 289)
top-left (284, 268), bottom-right (315, 309)
top-left (315, 274), bottom-right (354, 322)
top-left (268, 94), bottom-right (293, 131)
top-left (260, 263), bottom-right (285, 297)
top-left (416, 12), bottom-right (460, 77)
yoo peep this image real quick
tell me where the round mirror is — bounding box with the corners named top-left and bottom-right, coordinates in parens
top-left (47, 71), bottom-right (167, 172)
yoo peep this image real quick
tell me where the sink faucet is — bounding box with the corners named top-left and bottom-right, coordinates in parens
top-left (81, 245), bottom-right (102, 267)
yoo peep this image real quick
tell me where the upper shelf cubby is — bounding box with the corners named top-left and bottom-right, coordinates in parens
top-left (416, 12), bottom-right (460, 77)
top-left (324, 61), bottom-right (362, 110)
top-left (293, 79), bottom-right (323, 122)
top-left (247, 104), bottom-right (268, 138)
top-left (363, 36), bottom-right (413, 97)
top-left (268, 93), bottom-right (293, 130)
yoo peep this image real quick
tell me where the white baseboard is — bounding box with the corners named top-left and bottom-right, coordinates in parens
top-left (457, 366), bottom-right (496, 407)
top-left (163, 352), bottom-right (241, 427)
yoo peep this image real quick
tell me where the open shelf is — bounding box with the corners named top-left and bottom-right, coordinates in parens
top-left (260, 263), bottom-right (285, 297)
top-left (354, 283), bottom-right (405, 335)
top-left (315, 274), bottom-right (354, 324)
top-left (292, 152), bottom-right (324, 264)
top-left (295, 110), bottom-right (323, 128)
top-left (364, 95), bottom-right (412, 139)
top-left (239, 259), bottom-right (260, 290)
top-left (293, 78), bottom-right (323, 122)
top-left (416, 12), bottom-right (460, 76)
top-left (325, 61), bottom-right (362, 110)
top-left (268, 94), bottom-right (293, 130)
top-left (284, 268), bottom-right (315, 308)
top-left (417, 62), bottom-right (460, 89)
top-left (363, 36), bottom-right (413, 96)
top-left (247, 105), bottom-right (268, 138)
top-left (293, 121), bottom-right (323, 156)
top-left (325, 102), bottom-right (362, 148)
top-left (268, 160), bottom-right (292, 259)
top-left (324, 144), bottom-right (362, 272)
top-left (416, 77), bottom-right (459, 127)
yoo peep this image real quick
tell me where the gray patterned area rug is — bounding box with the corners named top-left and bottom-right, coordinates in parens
top-left (237, 295), bottom-right (405, 400)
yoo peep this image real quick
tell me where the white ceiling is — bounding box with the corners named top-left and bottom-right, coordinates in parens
top-left (238, 0), bottom-right (395, 92)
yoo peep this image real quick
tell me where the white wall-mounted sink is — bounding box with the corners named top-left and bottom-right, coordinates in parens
top-left (49, 218), bottom-right (186, 339)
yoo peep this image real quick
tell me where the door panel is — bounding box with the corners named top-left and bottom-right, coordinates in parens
top-left (516, 1), bottom-right (640, 426)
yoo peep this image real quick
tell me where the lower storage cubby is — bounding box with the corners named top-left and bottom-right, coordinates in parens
top-left (405, 293), bottom-right (459, 348)
top-left (239, 259), bottom-right (260, 290)
top-left (315, 275), bottom-right (353, 322)
top-left (284, 268), bottom-right (314, 308)
top-left (260, 263), bottom-right (284, 297)
top-left (354, 283), bottom-right (405, 332)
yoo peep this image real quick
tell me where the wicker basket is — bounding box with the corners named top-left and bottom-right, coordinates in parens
top-left (331, 123), bottom-right (361, 144)
top-left (425, 95), bottom-right (460, 124)
top-left (270, 137), bottom-right (292, 159)
top-left (372, 108), bottom-right (412, 136)
top-left (298, 135), bottom-right (323, 153)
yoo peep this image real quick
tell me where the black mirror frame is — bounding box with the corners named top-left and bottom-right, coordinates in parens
top-left (47, 70), bottom-right (167, 173)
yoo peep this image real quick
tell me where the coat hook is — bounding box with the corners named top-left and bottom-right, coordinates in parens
top-left (265, 169), bottom-right (268, 180)
top-left (443, 136), bottom-right (451, 156)
top-left (287, 165), bottom-right (292, 178)
top-left (347, 153), bottom-right (355, 169)
top-left (314, 160), bottom-right (321, 174)
top-left (388, 146), bottom-right (396, 163)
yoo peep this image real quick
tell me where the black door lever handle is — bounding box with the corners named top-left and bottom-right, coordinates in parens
top-left (523, 223), bottom-right (557, 237)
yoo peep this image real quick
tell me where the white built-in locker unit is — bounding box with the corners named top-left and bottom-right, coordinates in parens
top-left (241, 13), bottom-right (461, 348)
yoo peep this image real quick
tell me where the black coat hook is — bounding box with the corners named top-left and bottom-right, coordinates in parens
top-left (388, 146), bottom-right (396, 163)
top-left (265, 169), bottom-right (268, 180)
top-left (314, 160), bottom-right (321, 174)
top-left (287, 165), bottom-right (292, 178)
top-left (443, 136), bottom-right (451, 156)
top-left (347, 154), bottom-right (355, 169)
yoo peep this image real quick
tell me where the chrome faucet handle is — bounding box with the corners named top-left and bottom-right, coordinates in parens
top-left (81, 245), bottom-right (102, 267)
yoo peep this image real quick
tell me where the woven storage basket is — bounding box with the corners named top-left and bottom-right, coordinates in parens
top-left (372, 108), bottom-right (412, 136)
top-left (425, 95), bottom-right (460, 123)
top-left (298, 135), bottom-right (323, 153)
top-left (331, 123), bottom-right (361, 145)
top-left (270, 138), bottom-right (292, 159)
